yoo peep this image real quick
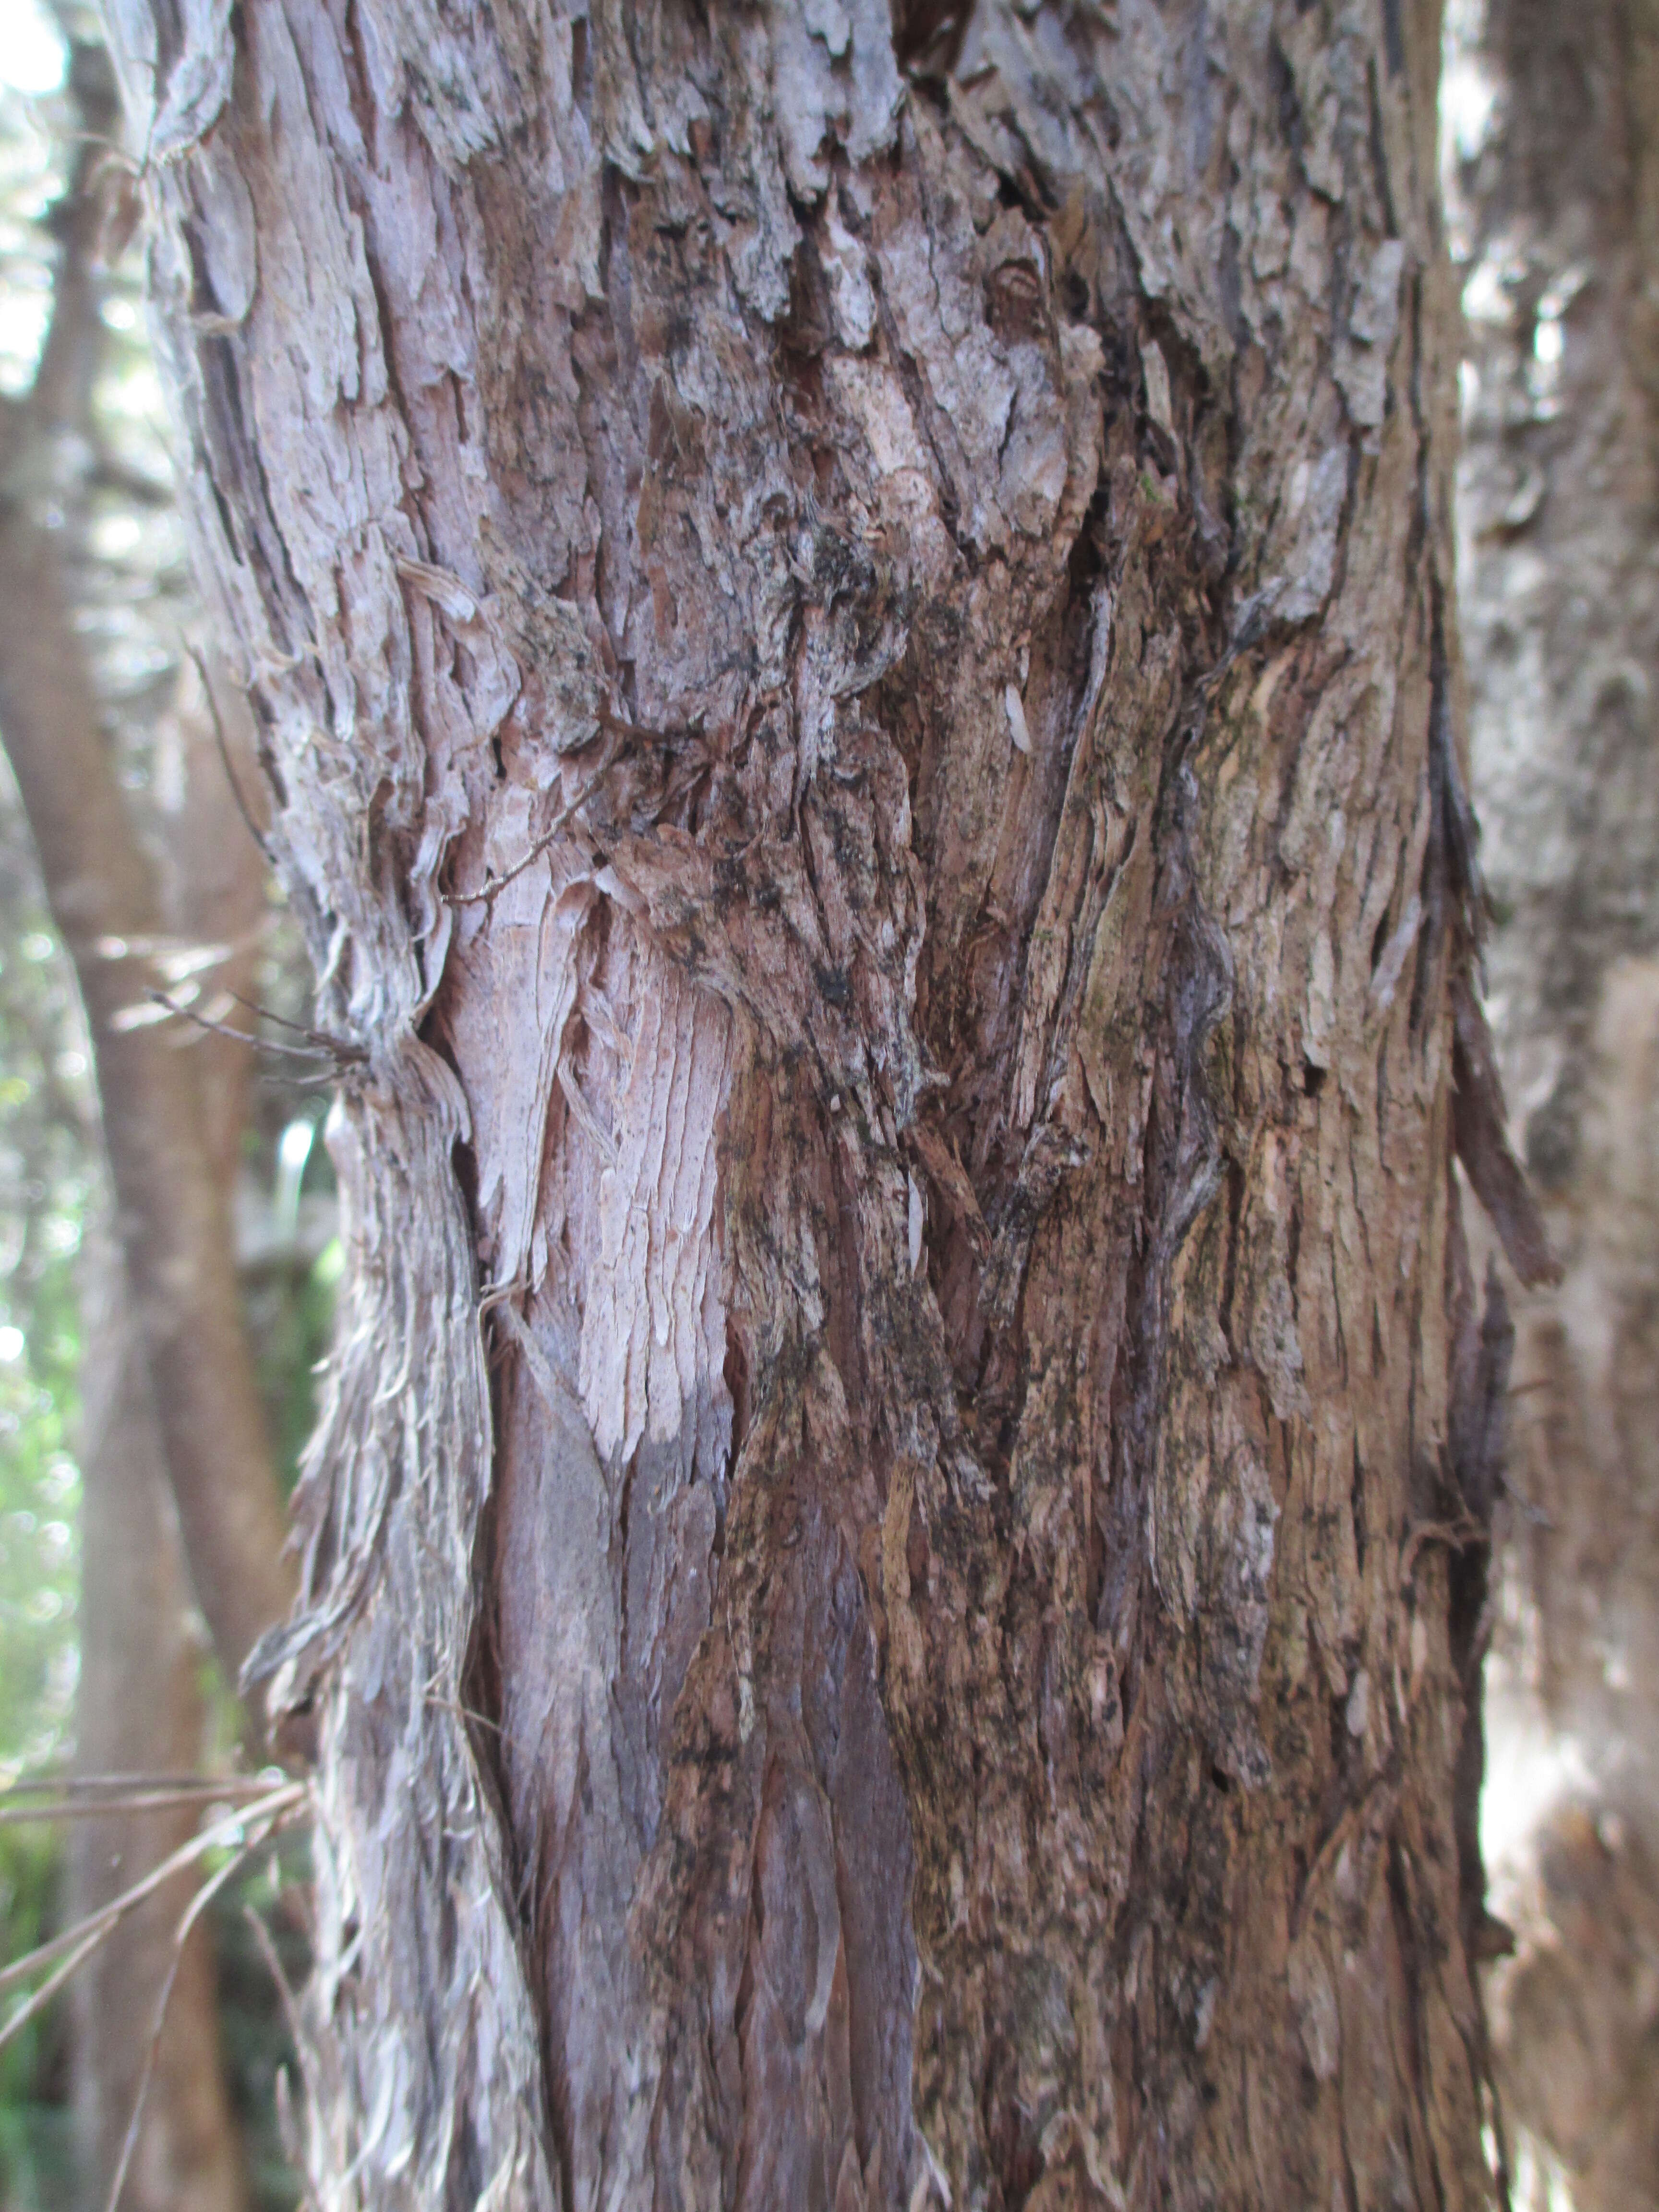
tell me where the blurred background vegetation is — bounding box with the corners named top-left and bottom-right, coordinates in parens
top-left (0, 3), bottom-right (335, 2200)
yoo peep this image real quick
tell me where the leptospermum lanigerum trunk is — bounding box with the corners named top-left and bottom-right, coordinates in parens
top-left (99, 0), bottom-right (1549, 2201)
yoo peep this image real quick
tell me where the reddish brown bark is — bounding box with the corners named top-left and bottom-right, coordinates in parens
top-left (103, 0), bottom-right (1545, 2201)
top-left (63, 667), bottom-right (273, 2212)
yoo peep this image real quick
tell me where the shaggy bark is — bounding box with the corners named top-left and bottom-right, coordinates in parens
top-left (1449, 0), bottom-right (1659, 2199)
top-left (106, 0), bottom-right (1546, 2201)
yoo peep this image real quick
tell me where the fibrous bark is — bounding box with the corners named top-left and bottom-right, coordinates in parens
top-left (1449, 0), bottom-right (1659, 2198)
top-left (105, 0), bottom-right (1547, 2201)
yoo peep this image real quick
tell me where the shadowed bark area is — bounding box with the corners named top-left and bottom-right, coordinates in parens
top-left (1450, 0), bottom-right (1659, 2199)
top-left (102, 0), bottom-right (1546, 2200)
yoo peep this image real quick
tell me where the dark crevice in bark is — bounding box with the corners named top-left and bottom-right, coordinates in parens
top-left (890, 0), bottom-right (973, 77)
top-left (115, 0), bottom-right (1529, 2194)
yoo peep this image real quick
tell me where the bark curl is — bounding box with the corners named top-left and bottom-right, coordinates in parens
top-left (107, 0), bottom-right (1521, 2201)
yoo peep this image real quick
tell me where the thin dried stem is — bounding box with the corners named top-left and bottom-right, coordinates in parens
top-left (241, 1898), bottom-right (305, 2050)
top-left (184, 641), bottom-right (275, 865)
top-left (244, 1904), bottom-right (325, 2212)
top-left (147, 991), bottom-right (366, 1067)
top-left (1, 1769), bottom-right (276, 1795)
top-left (0, 1781), bottom-right (283, 1825)
top-left (103, 1826), bottom-right (280, 2212)
top-left (225, 988), bottom-right (346, 1047)
top-left (0, 1923), bottom-right (111, 2058)
top-left (0, 1782), bottom-right (306, 2010)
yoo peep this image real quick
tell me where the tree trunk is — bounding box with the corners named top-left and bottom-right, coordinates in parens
top-left (0, 48), bottom-right (285, 2211)
top-left (66, 661), bottom-right (273, 2212)
top-left (72, 1230), bottom-right (250, 2212)
top-left (0, 504), bottom-right (296, 1691)
top-left (1449, 0), bottom-right (1659, 2199)
top-left (104, 0), bottom-right (1547, 2200)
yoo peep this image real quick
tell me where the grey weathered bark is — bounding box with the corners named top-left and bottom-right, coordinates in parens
top-left (105, 0), bottom-right (1549, 2201)
top-left (1449, 0), bottom-right (1659, 2199)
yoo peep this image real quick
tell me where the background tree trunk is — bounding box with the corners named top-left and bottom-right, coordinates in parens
top-left (106, 0), bottom-right (1548, 2201)
top-left (71, 1236), bottom-right (250, 2212)
top-left (67, 663), bottom-right (271, 2212)
top-left (1449, 0), bottom-right (1659, 2200)
top-left (0, 507), bottom-right (296, 1689)
top-left (0, 60), bottom-right (296, 2208)
top-left (0, 32), bottom-right (296, 1699)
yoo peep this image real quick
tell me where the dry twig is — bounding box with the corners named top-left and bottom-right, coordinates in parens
top-left (103, 1818), bottom-right (292, 2212)
top-left (0, 1781), bottom-right (306, 2027)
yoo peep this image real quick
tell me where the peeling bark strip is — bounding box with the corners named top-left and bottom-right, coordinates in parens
top-left (102, 0), bottom-right (1528, 2200)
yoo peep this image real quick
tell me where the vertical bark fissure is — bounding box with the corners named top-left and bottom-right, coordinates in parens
top-left (105, 0), bottom-right (1550, 2199)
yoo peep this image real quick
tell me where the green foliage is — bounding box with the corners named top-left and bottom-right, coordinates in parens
top-left (0, 27), bottom-right (67, 405)
top-left (250, 1232), bottom-right (342, 1501)
top-left (0, 1826), bottom-right (72, 2211)
top-left (216, 1837), bottom-right (311, 2212)
top-left (0, 867), bottom-right (88, 1787)
top-left (0, 870), bottom-right (86, 2211)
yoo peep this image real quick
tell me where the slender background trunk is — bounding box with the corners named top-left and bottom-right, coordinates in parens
top-left (0, 509), bottom-right (295, 1688)
top-left (0, 52), bottom-right (292, 2200)
top-left (1449, 0), bottom-right (1659, 2199)
top-left (71, 1239), bottom-right (249, 2212)
top-left (67, 665), bottom-right (270, 2212)
top-left (105, 0), bottom-right (1547, 2201)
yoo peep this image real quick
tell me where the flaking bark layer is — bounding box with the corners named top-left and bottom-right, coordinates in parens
top-left (100, 0), bottom-right (1542, 2201)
